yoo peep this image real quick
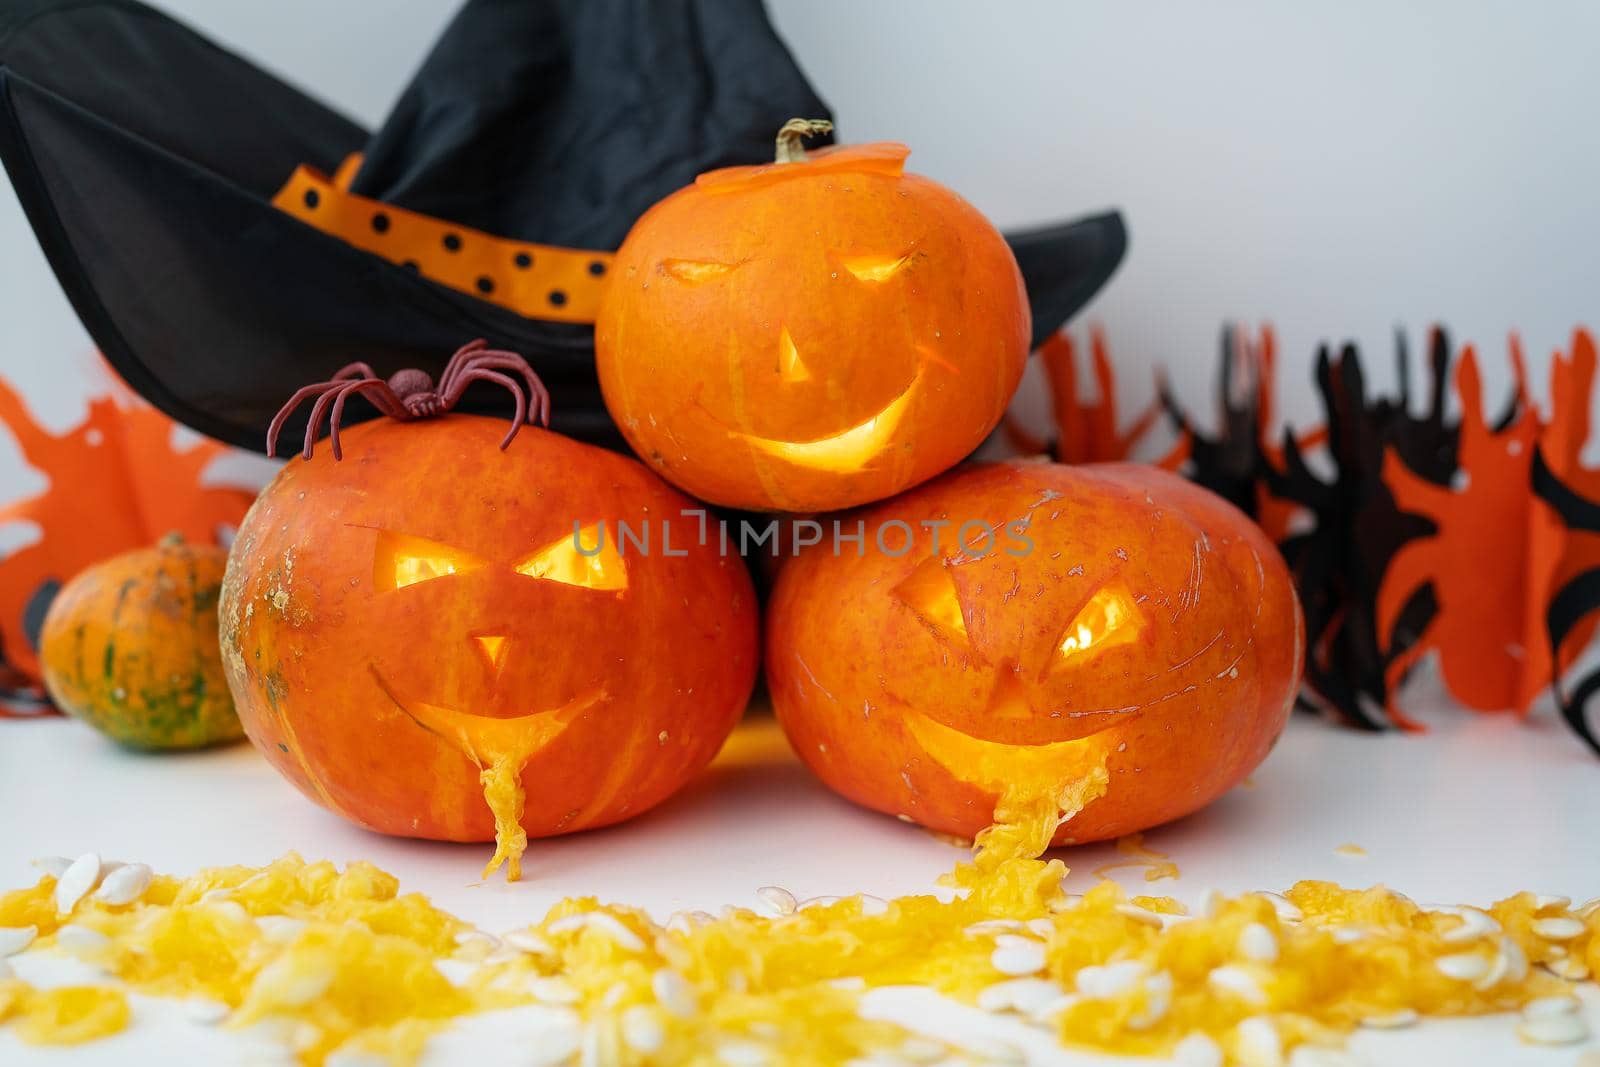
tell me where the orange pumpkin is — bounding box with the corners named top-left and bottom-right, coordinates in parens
top-left (595, 120), bottom-right (1030, 513)
top-left (766, 461), bottom-right (1303, 843)
top-left (219, 415), bottom-right (759, 880)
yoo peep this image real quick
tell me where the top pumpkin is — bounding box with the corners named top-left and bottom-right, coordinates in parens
top-left (596, 121), bottom-right (1030, 513)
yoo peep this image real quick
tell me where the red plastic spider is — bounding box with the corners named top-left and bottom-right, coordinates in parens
top-left (266, 339), bottom-right (551, 460)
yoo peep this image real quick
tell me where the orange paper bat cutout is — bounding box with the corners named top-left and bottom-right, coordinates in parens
top-left (1530, 331), bottom-right (1600, 731)
top-left (0, 370), bottom-right (257, 712)
top-left (1004, 327), bottom-right (1167, 464)
top-left (1377, 336), bottom-right (1596, 719)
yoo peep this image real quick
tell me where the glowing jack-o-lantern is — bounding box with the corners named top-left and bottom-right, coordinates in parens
top-left (220, 416), bottom-right (758, 879)
top-left (595, 121), bottom-right (1030, 513)
top-left (766, 461), bottom-right (1303, 844)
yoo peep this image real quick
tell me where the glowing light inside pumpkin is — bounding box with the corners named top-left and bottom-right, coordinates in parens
top-left (514, 524), bottom-right (628, 592)
top-left (738, 375), bottom-right (919, 471)
top-left (372, 531), bottom-right (487, 592)
top-left (893, 555), bottom-right (968, 644)
top-left (776, 325), bottom-right (811, 382)
top-left (1058, 584), bottom-right (1143, 660)
top-left (472, 634), bottom-right (508, 674)
top-left (905, 704), bottom-right (1104, 794)
top-left (660, 258), bottom-right (736, 284)
top-left (838, 251), bottom-right (910, 282)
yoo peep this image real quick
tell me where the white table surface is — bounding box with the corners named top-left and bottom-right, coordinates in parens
top-left (1, 673), bottom-right (1597, 1066)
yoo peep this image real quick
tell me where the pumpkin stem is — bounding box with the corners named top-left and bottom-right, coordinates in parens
top-left (158, 531), bottom-right (185, 549)
top-left (774, 118), bottom-right (833, 164)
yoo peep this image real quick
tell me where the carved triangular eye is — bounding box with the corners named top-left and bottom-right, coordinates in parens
top-left (372, 530), bottom-right (488, 592)
top-left (894, 555), bottom-right (968, 646)
top-left (514, 523), bottom-right (628, 593)
top-left (1054, 582), bottom-right (1143, 662)
top-left (660, 258), bottom-right (738, 284)
top-left (837, 251), bottom-right (912, 282)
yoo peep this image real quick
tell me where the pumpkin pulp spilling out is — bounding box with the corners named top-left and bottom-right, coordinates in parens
top-left (3, 748), bottom-right (1596, 1064)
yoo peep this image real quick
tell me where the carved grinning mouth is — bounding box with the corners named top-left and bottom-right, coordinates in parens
top-left (370, 666), bottom-right (602, 765)
top-left (704, 370), bottom-right (923, 473)
top-left (901, 704), bottom-right (1107, 795)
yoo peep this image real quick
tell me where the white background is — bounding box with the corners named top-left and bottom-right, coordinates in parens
top-left (2, 7), bottom-right (1599, 1062)
top-left (4, 0), bottom-right (1600, 507)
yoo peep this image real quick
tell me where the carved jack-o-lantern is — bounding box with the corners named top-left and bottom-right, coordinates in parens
top-left (766, 461), bottom-right (1303, 843)
top-left (220, 416), bottom-right (758, 879)
top-left (595, 121), bottom-right (1030, 513)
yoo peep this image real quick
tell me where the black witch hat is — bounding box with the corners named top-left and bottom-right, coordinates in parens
top-left (0, 0), bottom-right (1126, 453)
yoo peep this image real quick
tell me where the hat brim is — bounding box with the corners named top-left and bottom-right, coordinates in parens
top-left (0, 69), bottom-right (619, 452)
top-left (1008, 211), bottom-right (1128, 350)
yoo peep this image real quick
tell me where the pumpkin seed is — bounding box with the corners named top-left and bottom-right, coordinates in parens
top-left (29, 856), bottom-right (72, 878)
top-left (1515, 1012), bottom-right (1589, 1046)
top-left (975, 977), bottom-right (1063, 1014)
top-left (755, 886), bottom-right (797, 916)
top-left (1172, 1032), bottom-right (1224, 1067)
top-left (1209, 964), bottom-right (1268, 1004)
top-left (620, 1005), bottom-right (665, 1054)
top-left (503, 930), bottom-right (554, 956)
top-left (1237, 922), bottom-right (1279, 962)
top-left (652, 968), bottom-right (697, 1018)
top-left (989, 935), bottom-right (1046, 977)
top-left (1432, 905), bottom-right (1500, 943)
top-left (93, 863), bottom-right (152, 905)
top-left (53, 852), bottom-right (101, 914)
top-left (55, 923), bottom-right (111, 953)
top-left (1073, 959), bottom-right (1145, 997)
top-left (1234, 1016), bottom-right (1283, 1067)
top-left (1434, 951), bottom-right (1490, 982)
top-left (546, 912), bottom-right (646, 952)
top-left (1520, 993), bottom-right (1580, 1018)
top-left (1530, 916), bottom-right (1585, 941)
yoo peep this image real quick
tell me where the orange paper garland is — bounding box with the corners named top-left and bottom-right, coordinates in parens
top-left (0, 365), bottom-right (257, 713)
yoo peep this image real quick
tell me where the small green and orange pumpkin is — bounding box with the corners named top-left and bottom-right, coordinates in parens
top-left (39, 533), bottom-right (242, 749)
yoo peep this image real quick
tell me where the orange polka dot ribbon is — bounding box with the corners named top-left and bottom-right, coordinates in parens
top-left (272, 155), bottom-right (614, 325)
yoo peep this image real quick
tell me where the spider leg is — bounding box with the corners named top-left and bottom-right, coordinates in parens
top-left (328, 379), bottom-right (406, 460)
top-left (438, 339), bottom-right (490, 396)
top-left (458, 351), bottom-right (551, 427)
top-left (266, 382), bottom-right (339, 457)
top-left (446, 368), bottom-right (526, 449)
top-left (331, 362), bottom-right (380, 382)
top-left (300, 382), bottom-right (349, 460)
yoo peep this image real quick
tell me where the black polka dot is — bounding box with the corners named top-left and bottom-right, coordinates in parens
top-left (587, 260), bottom-right (607, 277)
top-left (371, 212), bottom-right (390, 234)
top-left (442, 233), bottom-right (462, 252)
top-left (513, 252), bottom-right (533, 269)
top-left (302, 188), bottom-right (319, 209)
top-left (476, 276), bottom-right (495, 294)
top-left (401, 259), bottom-right (420, 272)
top-left (548, 289), bottom-right (568, 307)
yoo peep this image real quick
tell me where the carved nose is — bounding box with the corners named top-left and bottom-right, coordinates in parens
top-left (777, 325), bottom-right (811, 382)
top-left (986, 665), bottom-right (1032, 720)
top-left (473, 634), bottom-right (509, 678)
